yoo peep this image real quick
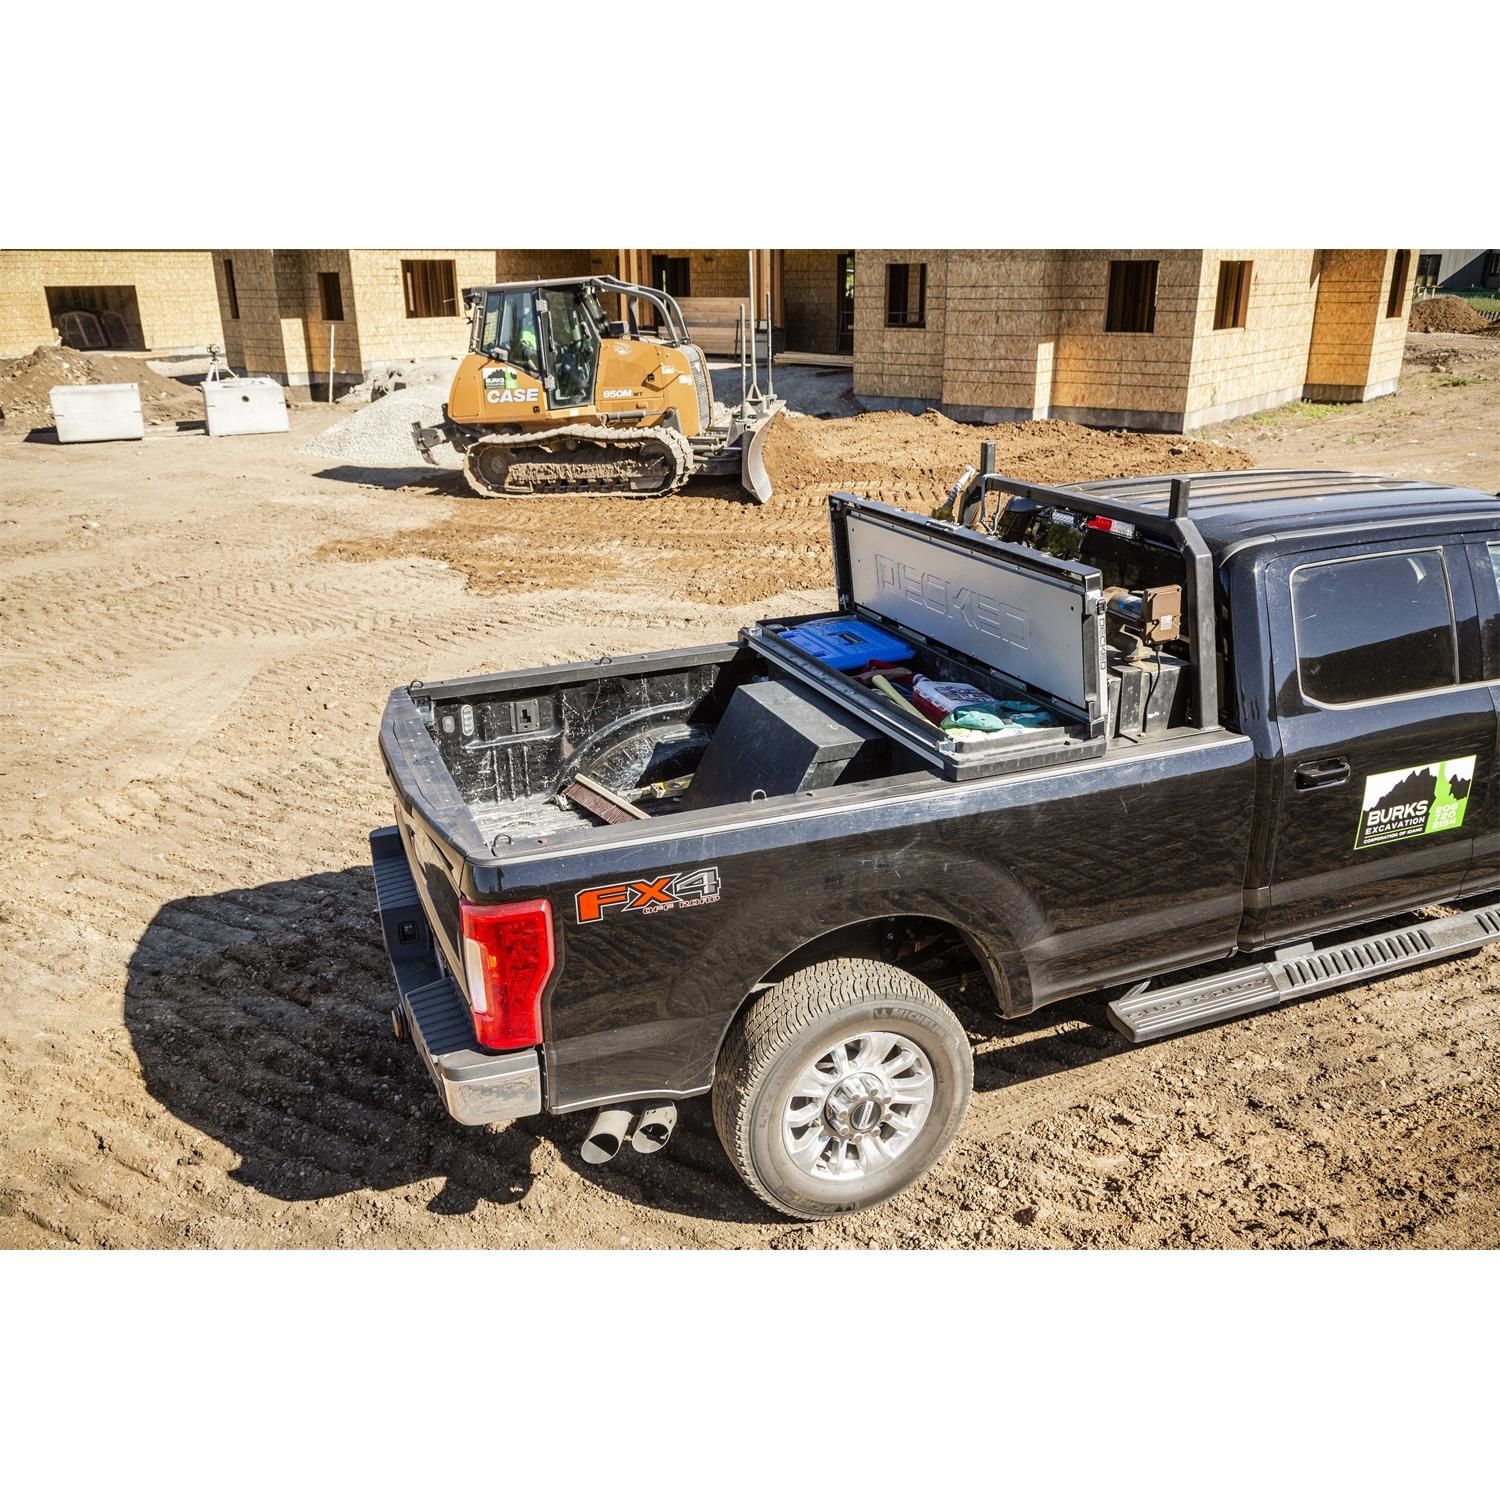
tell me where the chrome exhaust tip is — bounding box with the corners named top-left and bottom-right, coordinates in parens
top-left (580, 1106), bottom-right (635, 1165)
top-left (630, 1101), bottom-right (677, 1154)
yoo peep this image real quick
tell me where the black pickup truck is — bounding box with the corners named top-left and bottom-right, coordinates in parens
top-left (370, 467), bottom-right (1500, 1219)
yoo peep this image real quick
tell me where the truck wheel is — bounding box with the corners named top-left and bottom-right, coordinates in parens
top-left (712, 958), bottom-right (972, 1220)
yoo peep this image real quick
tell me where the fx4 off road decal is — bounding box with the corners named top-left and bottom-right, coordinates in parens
top-left (1354, 757), bottom-right (1475, 850)
top-left (575, 867), bottom-right (721, 923)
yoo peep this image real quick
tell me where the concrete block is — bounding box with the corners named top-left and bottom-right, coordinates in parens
top-left (50, 383), bottom-right (144, 442)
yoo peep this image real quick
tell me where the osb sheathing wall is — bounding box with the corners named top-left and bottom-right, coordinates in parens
top-left (212, 249), bottom-right (595, 382)
top-left (1183, 250), bottom-right (1321, 422)
top-left (0, 250), bottom-right (224, 358)
top-left (1305, 249), bottom-right (1415, 398)
top-left (849, 248), bottom-right (1413, 428)
top-left (783, 250), bottom-right (843, 355)
top-left (346, 249), bottom-right (497, 368)
top-left (940, 250), bottom-right (1065, 415)
top-left (638, 250), bottom-right (755, 301)
top-left (1366, 249), bottom-right (1418, 391)
top-left (1050, 250), bottom-right (1202, 421)
top-left (852, 249), bottom-right (948, 401)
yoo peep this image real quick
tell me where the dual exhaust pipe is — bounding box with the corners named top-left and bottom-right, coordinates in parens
top-left (580, 1100), bottom-right (678, 1164)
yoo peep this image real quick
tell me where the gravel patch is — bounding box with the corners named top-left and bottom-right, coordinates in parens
top-left (302, 383), bottom-right (461, 468)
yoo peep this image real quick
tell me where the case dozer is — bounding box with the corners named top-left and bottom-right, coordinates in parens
top-left (412, 275), bottom-right (785, 503)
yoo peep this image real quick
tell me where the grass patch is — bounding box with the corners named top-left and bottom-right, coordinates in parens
top-left (1439, 375), bottom-right (1479, 388)
top-left (1441, 290), bottom-right (1500, 316)
top-left (1251, 400), bottom-right (1339, 427)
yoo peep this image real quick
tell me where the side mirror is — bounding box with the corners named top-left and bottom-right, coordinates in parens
top-left (604, 321), bottom-right (626, 338)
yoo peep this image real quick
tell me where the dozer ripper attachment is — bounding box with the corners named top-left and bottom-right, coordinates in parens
top-left (412, 273), bottom-right (786, 504)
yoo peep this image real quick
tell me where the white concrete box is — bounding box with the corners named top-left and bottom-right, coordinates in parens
top-left (204, 378), bottom-right (289, 437)
top-left (50, 383), bottom-right (145, 443)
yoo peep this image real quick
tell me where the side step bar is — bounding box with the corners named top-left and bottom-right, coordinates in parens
top-left (1108, 900), bottom-right (1500, 1043)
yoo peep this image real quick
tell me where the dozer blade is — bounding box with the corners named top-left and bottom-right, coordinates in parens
top-left (739, 404), bottom-right (783, 504)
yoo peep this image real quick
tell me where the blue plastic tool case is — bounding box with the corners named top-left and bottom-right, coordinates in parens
top-left (775, 617), bottom-right (915, 672)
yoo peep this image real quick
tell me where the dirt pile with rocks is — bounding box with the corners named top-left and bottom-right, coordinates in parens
top-left (761, 408), bottom-right (1248, 496)
top-left (0, 345), bottom-right (204, 432)
top-left (321, 409), bottom-right (1254, 608)
top-left (1409, 297), bottom-right (1493, 334)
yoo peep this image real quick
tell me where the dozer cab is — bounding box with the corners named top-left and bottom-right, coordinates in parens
top-left (412, 275), bottom-right (785, 502)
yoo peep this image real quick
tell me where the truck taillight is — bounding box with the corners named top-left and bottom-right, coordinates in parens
top-left (459, 898), bottom-right (554, 1051)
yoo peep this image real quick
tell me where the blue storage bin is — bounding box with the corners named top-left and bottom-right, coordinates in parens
top-left (779, 616), bottom-right (916, 672)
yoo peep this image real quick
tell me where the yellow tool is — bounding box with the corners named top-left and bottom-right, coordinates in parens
top-left (413, 276), bottom-right (784, 502)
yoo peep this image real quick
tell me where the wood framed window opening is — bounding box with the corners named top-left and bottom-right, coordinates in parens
top-left (1106, 259), bottom-right (1158, 333)
top-left (1213, 260), bottom-right (1251, 330)
top-left (403, 259), bottom-right (458, 318)
top-left (1386, 250), bottom-right (1410, 319)
top-left (318, 270), bottom-right (344, 322)
top-left (885, 262), bottom-right (927, 328)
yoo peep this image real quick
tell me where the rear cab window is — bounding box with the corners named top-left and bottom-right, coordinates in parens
top-left (1290, 549), bottom-right (1457, 705)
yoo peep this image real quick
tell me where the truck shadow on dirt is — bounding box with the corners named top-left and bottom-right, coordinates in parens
top-left (124, 865), bottom-right (1135, 1227)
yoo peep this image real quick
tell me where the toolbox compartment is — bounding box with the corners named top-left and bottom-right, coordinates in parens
top-left (742, 494), bottom-right (1109, 781)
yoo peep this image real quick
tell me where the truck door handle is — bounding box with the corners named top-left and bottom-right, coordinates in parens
top-left (1295, 757), bottom-right (1351, 790)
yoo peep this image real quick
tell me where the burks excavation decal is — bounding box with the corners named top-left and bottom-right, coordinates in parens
top-left (1354, 757), bottom-right (1475, 850)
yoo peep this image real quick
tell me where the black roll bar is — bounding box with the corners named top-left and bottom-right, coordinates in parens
top-left (586, 275), bottom-right (692, 346)
top-left (972, 469), bottom-right (1219, 732)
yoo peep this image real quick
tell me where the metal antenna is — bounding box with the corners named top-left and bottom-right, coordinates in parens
top-left (764, 288), bottom-right (776, 401)
top-left (745, 252), bottom-right (763, 407)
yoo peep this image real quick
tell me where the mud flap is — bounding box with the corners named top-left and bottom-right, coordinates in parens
top-left (740, 407), bottom-right (781, 504)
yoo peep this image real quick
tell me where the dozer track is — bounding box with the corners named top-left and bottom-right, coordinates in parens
top-left (461, 423), bottom-right (694, 501)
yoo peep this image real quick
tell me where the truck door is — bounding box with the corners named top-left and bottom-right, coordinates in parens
top-left (1261, 537), bottom-right (1494, 943)
top-left (1464, 537), bottom-right (1500, 895)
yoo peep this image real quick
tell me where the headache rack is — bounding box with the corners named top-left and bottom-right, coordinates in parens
top-left (965, 462), bottom-right (1219, 732)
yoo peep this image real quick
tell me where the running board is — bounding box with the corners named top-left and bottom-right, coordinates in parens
top-left (1108, 900), bottom-right (1500, 1043)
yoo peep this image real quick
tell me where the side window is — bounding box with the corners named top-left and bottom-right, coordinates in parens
top-left (481, 291), bottom-right (540, 375)
top-left (1291, 550), bottom-right (1456, 705)
top-left (1489, 542), bottom-right (1500, 600)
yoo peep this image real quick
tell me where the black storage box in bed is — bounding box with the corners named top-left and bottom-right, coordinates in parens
top-left (741, 495), bottom-right (1110, 782)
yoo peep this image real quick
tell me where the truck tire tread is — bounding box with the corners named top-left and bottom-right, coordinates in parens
top-left (712, 958), bottom-right (972, 1220)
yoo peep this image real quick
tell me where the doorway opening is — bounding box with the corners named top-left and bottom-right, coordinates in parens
top-left (836, 252), bottom-right (855, 356)
top-left (45, 285), bottom-right (145, 350)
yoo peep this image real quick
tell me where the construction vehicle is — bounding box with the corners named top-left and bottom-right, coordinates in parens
top-left (412, 275), bottom-right (785, 502)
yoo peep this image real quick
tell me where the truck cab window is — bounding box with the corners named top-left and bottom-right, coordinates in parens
top-left (1291, 550), bottom-right (1457, 705)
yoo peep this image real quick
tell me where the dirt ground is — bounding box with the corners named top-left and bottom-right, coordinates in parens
top-left (2, 337), bottom-right (1497, 1250)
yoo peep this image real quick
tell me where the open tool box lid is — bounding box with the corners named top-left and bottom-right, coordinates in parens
top-left (742, 494), bottom-right (1109, 781)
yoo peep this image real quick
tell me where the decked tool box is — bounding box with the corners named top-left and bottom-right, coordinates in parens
top-left (743, 494), bottom-right (1109, 781)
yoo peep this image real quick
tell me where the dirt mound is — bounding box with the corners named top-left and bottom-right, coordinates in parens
top-left (762, 408), bottom-right (1248, 495)
top-left (323, 410), bottom-right (1255, 608)
top-left (0, 345), bottom-right (204, 432)
top-left (1409, 297), bottom-right (1493, 334)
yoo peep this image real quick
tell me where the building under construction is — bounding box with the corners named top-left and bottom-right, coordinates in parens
top-left (0, 247), bottom-right (1417, 433)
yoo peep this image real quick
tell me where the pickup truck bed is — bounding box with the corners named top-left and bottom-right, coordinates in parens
top-left (373, 467), bottom-right (1500, 1219)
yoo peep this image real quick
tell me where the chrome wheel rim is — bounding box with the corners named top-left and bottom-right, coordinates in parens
top-left (781, 1031), bottom-right (935, 1181)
